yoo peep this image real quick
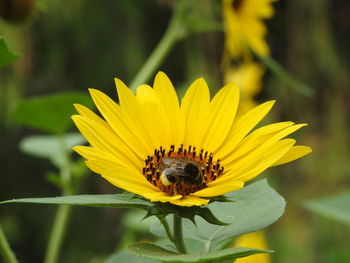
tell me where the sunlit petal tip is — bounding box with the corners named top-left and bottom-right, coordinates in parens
top-left (71, 145), bottom-right (81, 153)
top-left (197, 77), bottom-right (207, 85)
top-left (155, 71), bottom-right (169, 79)
top-left (114, 77), bottom-right (130, 91)
top-left (73, 103), bottom-right (82, 110)
top-left (153, 71), bottom-right (176, 93)
top-left (258, 99), bottom-right (276, 113)
top-left (189, 77), bottom-right (207, 89)
top-left (88, 88), bottom-right (96, 93)
top-left (273, 145), bottom-right (312, 167)
top-left (267, 99), bottom-right (276, 106)
top-left (250, 99), bottom-right (276, 114)
top-left (229, 82), bottom-right (240, 96)
top-left (88, 88), bottom-right (101, 99)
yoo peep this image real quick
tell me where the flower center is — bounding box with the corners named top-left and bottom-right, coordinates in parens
top-left (143, 145), bottom-right (224, 196)
top-left (232, 0), bottom-right (244, 11)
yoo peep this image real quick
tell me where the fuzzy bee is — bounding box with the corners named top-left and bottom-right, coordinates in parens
top-left (159, 158), bottom-right (203, 190)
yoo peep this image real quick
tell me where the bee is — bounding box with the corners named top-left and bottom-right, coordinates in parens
top-left (159, 158), bottom-right (203, 195)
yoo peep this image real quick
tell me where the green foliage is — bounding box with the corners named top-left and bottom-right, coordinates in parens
top-left (144, 204), bottom-right (229, 226)
top-left (12, 92), bottom-right (93, 133)
top-left (304, 192), bottom-right (350, 225)
top-left (0, 193), bottom-right (152, 210)
top-left (126, 242), bottom-right (271, 263)
top-left (19, 133), bottom-right (85, 168)
top-left (0, 37), bottom-right (20, 67)
top-left (106, 251), bottom-right (158, 263)
top-left (151, 179), bottom-right (285, 252)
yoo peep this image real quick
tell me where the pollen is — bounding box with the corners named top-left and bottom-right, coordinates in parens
top-left (142, 144), bottom-right (225, 196)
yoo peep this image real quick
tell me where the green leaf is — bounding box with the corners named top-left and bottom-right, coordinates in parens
top-left (19, 133), bottom-right (85, 168)
top-left (106, 251), bottom-right (159, 263)
top-left (141, 202), bottom-right (228, 226)
top-left (0, 37), bottom-right (20, 67)
top-left (126, 242), bottom-right (271, 263)
top-left (12, 92), bottom-right (94, 133)
top-left (196, 207), bottom-right (229, 226)
top-left (156, 238), bottom-right (205, 255)
top-left (304, 191), bottom-right (350, 225)
top-left (151, 179), bottom-right (285, 252)
top-left (0, 193), bottom-right (153, 210)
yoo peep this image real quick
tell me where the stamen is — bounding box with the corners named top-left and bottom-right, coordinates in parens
top-left (142, 144), bottom-right (224, 196)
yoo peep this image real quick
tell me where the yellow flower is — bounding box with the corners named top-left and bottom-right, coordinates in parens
top-left (222, 0), bottom-right (276, 59)
top-left (225, 62), bottom-right (265, 114)
top-left (234, 231), bottom-right (270, 263)
top-left (72, 72), bottom-right (311, 207)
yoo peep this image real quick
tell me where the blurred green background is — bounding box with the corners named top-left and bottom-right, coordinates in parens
top-left (1, 0), bottom-right (350, 262)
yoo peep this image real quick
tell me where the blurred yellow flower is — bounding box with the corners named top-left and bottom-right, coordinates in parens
top-left (222, 0), bottom-right (276, 59)
top-left (234, 231), bottom-right (271, 263)
top-left (72, 72), bottom-right (311, 207)
top-left (225, 62), bottom-right (265, 114)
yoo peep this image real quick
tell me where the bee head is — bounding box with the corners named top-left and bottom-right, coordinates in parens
top-left (160, 167), bottom-right (178, 186)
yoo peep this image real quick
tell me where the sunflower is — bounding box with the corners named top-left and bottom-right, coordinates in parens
top-left (234, 231), bottom-right (270, 263)
top-left (225, 62), bottom-right (265, 114)
top-left (222, 0), bottom-right (276, 59)
top-left (72, 72), bottom-right (311, 207)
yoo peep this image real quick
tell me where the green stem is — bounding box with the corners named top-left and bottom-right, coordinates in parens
top-left (129, 0), bottom-right (186, 92)
top-left (44, 134), bottom-right (74, 263)
top-left (44, 205), bottom-right (72, 263)
top-left (259, 55), bottom-right (314, 97)
top-left (173, 214), bottom-right (187, 253)
top-left (0, 226), bottom-right (18, 263)
top-left (158, 216), bottom-right (174, 243)
top-left (57, 134), bottom-right (72, 190)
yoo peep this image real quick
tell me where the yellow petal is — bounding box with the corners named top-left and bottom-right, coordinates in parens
top-left (234, 230), bottom-right (271, 263)
top-left (201, 83), bottom-right (240, 153)
top-left (210, 139), bottom-right (295, 185)
top-left (136, 84), bottom-right (173, 149)
top-left (102, 167), bottom-right (160, 195)
top-left (192, 181), bottom-right (244, 197)
top-left (223, 122), bottom-right (305, 167)
top-left (153, 72), bottom-right (184, 146)
top-left (114, 78), bottom-right (160, 150)
top-left (181, 78), bottom-right (210, 148)
top-left (142, 192), bottom-right (182, 202)
top-left (85, 159), bottom-right (119, 174)
top-left (89, 89), bottom-right (152, 157)
top-left (244, 17), bottom-right (270, 57)
top-left (73, 145), bottom-right (120, 164)
top-left (226, 121), bottom-right (294, 160)
top-left (272, 145), bottom-right (312, 166)
top-left (74, 103), bottom-right (109, 129)
top-left (223, 0), bottom-right (247, 58)
top-left (72, 115), bottom-right (142, 170)
top-left (169, 195), bottom-right (209, 207)
top-left (216, 100), bottom-right (275, 159)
